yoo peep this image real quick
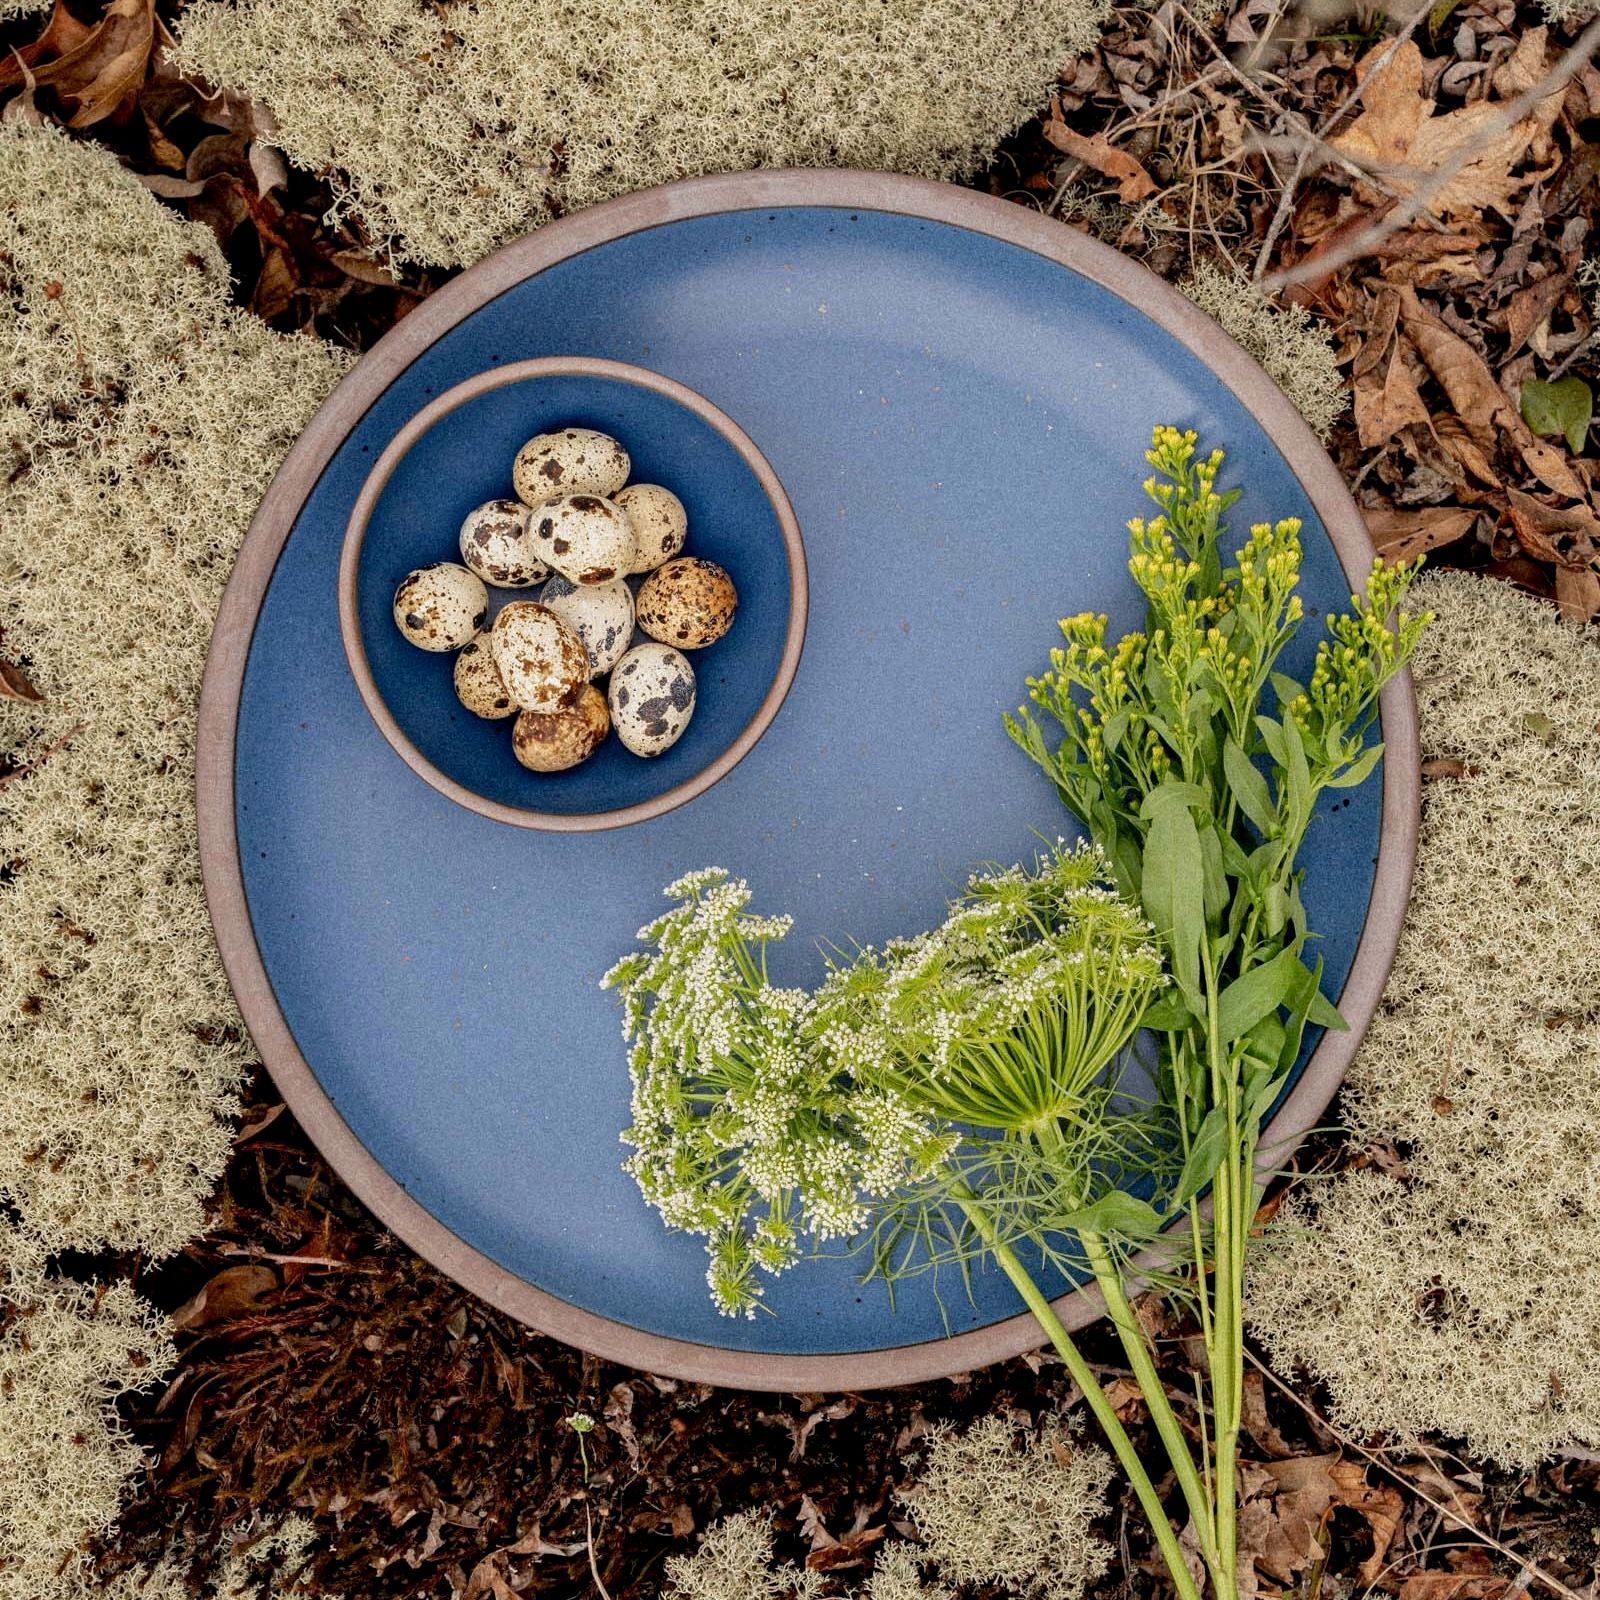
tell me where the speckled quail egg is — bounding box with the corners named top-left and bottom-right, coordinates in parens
top-left (616, 483), bottom-right (688, 574)
top-left (452, 631), bottom-right (516, 719)
top-left (512, 428), bottom-right (630, 505)
top-left (457, 499), bottom-right (549, 588)
top-left (608, 643), bottom-right (696, 757)
top-left (527, 494), bottom-right (635, 586)
top-left (538, 574), bottom-right (635, 676)
top-left (511, 684), bottom-right (611, 772)
top-left (635, 557), bottom-right (738, 649)
top-left (490, 601), bottom-right (590, 714)
top-left (393, 563), bottom-right (487, 651)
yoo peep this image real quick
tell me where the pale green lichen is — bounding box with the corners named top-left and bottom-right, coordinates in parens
top-left (0, 1244), bottom-right (175, 1600)
top-left (175, 0), bottom-right (1113, 269)
top-left (1248, 571), bottom-right (1600, 1468)
top-left (0, 120), bottom-right (349, 1265)
top-left (1181, 261), bottom-right (1349, 441)
top-left (663, 1417), bottom-right (1110, 1600)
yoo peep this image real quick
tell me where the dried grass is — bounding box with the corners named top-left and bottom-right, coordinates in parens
top-left (1248, 571), bottom-right (1600, 1467)
top-left (175, 0), bottom-right (1113, 269)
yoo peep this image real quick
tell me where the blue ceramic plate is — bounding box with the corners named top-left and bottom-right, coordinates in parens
top-left (199, 172), bottom-right (1416, 1389)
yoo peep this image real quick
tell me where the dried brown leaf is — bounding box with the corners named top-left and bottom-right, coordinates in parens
top-left (1365, 505), bottom-right (1477, 562)
top-left (171, 1264), bottom-right (278, 1331)
top-left (1330, 41), bottom-right (1542, 220)
top-left (1507, 488), bottom-right (1600, 568)
top-left (1044, 101), bottom-right (1159, 202)
top-left (1505, 271), bottom-right (1570, 357)
top-left (0, 0), bottom-right (156, 128)
top-left (1355, 342), bottom-right (1433, 449)
top-left (1555, 565), bottom-right (1600, 624)
top-left (1399, 287), bottom-right (1525, 454)
top-left (0, 660), bottom-right (45, 702)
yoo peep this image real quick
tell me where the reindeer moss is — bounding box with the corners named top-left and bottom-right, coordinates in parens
top-left (662, 1420), bottom-right (1111, 1600)
top-left (1181, 262), bottom-right (1349, 441)
top-left (175, 0), bottom-right (1112, 269)
top-left (0, 1246), bottom-right (175, 1600)
top-left (0, 122), bottom-right (349, 1264)
top-left (1248, 571), bottom-right (1600, 1467)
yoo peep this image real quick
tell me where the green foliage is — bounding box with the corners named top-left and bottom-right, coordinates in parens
top-left (1008, 426), bottom-right (1427, 1594)
top-left (1520, 375), bottom-right (1592, 455)
top-left (177, 0), bottom-right (1112, 269)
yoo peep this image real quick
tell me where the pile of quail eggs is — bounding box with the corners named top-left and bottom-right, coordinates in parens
top-left (391, 427), bottom-right (737, 772)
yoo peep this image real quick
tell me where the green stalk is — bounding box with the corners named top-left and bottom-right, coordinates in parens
top-left (1079, 1228), bottom-right (1228, 1597)
top-left (956, 1191), bottom-right (1208, 1600)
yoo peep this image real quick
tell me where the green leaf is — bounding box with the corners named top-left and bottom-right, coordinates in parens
top-left (1141, 802), bottom-right (1206, 1009)
top-left (1224, 738), bottom-right (1276, 834)
top-left (1054, 1189), bottom-right (1165, 1241)
top-left (1304, 981), bottom-right (1348, 1030)
top-left (1138, 780), bottom-right (1210, 819)
top-left (1428, 0), bottom-right (1462, 32)
top-left (1270, 671), bottom-right (1307, 712)
top-left (1325, 741), bottom-right (1384, 790)
top-left (1215, 948), bottom-right (1304, 1042)
top-left (1198, 820), bottom-right (1229, 919)
top-left (1256, 715), bottom-right (1287, 765)
top-left (1170, 1106), bottom-right (1229, 1208)
top-left (1280, 709), bottom-right (1312, 825)
top-left (1521, 376), bottom-right (1593, 456)
top-left (1102, 709), bottom-right (1131, 755)
top-left (1141, 991), bottom-right (1196, 1031)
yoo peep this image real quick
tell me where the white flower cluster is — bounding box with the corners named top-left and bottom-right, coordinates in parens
top-left (602, 845), bottom-right (1166, 1317)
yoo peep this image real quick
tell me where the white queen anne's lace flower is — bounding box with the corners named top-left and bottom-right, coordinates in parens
top-left (602, 846), bottom-right (1167, 1316)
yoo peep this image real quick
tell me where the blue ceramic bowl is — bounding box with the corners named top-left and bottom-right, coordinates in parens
top-left (339, 357), bottom-right (808, 831)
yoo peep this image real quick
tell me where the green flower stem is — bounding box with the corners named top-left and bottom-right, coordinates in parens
top-left (955, 1190), bottom-right (1208, 1600)
top-left (1079, 1227), bottom-right (1228, 1596)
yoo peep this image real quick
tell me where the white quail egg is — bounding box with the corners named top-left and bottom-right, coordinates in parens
top-left (538, 574), bottom-right (635, 676)
top-left (490, 601), bottom-right (590, 714)
top-left (452, 631), bottom-right (516, 719)
top-left (528, 494), bottom-right (635, 586)
top-left (608, 643), bottom-right (696, 757)
top-left (458, 499), bottom-right (549, 588)
top-left (635, 557), bottom-right (737, 649)
top-left (511, 684), bottom-right (611, 772)
top-left (393, 562), bottom-right (487, 652)
top-left (616, 483), bottom-right (688, 574)
top-left (512, 428), bottom-right (629, 505)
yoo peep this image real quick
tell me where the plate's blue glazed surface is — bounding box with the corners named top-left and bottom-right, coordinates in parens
top-left (235, 204), bottom-right (1380, 1355)
top-left (359, 373), bottom-right (795, 815)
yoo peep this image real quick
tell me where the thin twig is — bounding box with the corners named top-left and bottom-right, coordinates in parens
top-left (0, 720), bottom-right (83, 789)
top-left (1244, 1349), bottom-right (1589, 1600)
top-left (1262, 14), bottom-right (1600, 292)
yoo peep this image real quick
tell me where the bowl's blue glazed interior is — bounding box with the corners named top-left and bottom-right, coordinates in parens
top-left (358, 374), bottom-right (793, 815)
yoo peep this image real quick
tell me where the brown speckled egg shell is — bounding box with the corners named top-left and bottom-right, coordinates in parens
top-left (527, 494), bottom-right (636, 587)
top-left (458, 499), bottom-right (548, 588)
top-left (392, 563), bottom-right (487, 652)
top-left (490, 601), bottom-right (590, 714)
top-left (512, 429), bottom-right (630, 505)
top-left (616, 483), bottom-right (688, 574)
top-left (452, 632), bottom-right (516, 719)
top-left (634, 557), bottom-right (737, 649)
top-left (511, 684), bottom-right (610, 772)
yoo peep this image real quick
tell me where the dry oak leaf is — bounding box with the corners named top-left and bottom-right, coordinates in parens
top-left (1506, 487), bottom-right (1600, 568)
top-left (1364, 505), bottom-right (1478, 563)
top-left (1354, 341), bottom-right (1433, 449)
top-left (1044, 100), bottom-right (1159, 202)
top-left (1555, 565), bottom-right (1600, 623)
top-left (1330, 40), bottom-right (1548, 220)
top-left (1242, 1455), bottom-right (1402, 1588)
top-left (0, 0), bottom-right (157, 128)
